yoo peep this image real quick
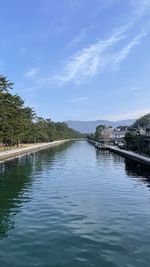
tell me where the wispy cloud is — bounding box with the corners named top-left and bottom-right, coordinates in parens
top-left (67, 28), bottom-right (87, 49)
top-left (24, 67), bottom-right (39, 78)
top-left (131, 0), bottom-right (150, 15)
top-left (53, 30), bottom-right (126, 84)
top-left (70, 97), bottom-right (88, 103)
top-left (112, 31), bottom-right (148, 69)
top-left (21, 1), bottom-right (149, 88)
top-left (53, 28), bottom-right (148, 84)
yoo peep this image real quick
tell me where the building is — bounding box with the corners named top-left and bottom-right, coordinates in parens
top-left (96, 125), bottom-right (113, 145)
top-left (128, 127), bottom-right (145, 136)
top-left (145, 128), bottom-right (150, 137)
top-left (113, 126), bottom-right (128, 145)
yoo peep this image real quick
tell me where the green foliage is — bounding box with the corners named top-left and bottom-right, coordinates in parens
top-left (124, 133), bottom-right (138, 151)
top-left (132, 113), bottom-right (150, 128)
top-left (0, 75), bottom-right (83, 146)
top-left (124, 132), bottom-right (148, 154)
top-left (0, 75), bottom-right (14, 92)
top-left (94, 125), bottom-right (105, 140)
top-left (125, 115), bottom-right (150, 155)
top-left (0, 91), bottom-right (35, 146)
top-left (86, 133), bottom-right (96, 140)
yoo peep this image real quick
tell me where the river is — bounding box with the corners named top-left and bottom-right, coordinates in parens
top-left (0, 141), bottom-right (150, 267)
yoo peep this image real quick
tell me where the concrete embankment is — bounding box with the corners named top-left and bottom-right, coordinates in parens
top-left (88, 140), bottom-right (150, 168)
top-left (0, 140), bottom-right (69, 162)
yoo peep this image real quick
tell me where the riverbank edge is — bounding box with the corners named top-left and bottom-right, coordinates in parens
top-left (88, 140), bottom-right (150, 168)
top-left (0, 140), bottom-right (70, 162)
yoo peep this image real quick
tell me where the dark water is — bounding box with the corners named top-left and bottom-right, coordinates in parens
top-left (0, 141), bottom-right (150, 267)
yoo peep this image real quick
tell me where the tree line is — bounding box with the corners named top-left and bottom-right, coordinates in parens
top-left (0, 75), bottom-right (83, 146)
top-left (124, 133), bottom-right (149, 155)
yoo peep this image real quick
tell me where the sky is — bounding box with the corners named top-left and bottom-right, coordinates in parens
top-left (0, 0), bottom-right (150, 121)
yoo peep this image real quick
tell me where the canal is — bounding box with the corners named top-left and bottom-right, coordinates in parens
top-left (0, 141), bottom-right (150, 267)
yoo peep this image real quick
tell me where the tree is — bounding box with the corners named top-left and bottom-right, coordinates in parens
top-left (95, 125), bottom-right (105, 140)
top-left (0, 74), bottom-right (83, 146)
top-left (0, 75), bottom-right (14, 93)
top-left (0, 91), bottom-right (35, 146)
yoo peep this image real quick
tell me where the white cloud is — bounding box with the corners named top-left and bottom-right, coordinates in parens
top-left (53, 30), bottom-right (125, 84)
top-left (112, 31), bottom-right (148, 68)
top-left (24, 68), bottom-right (39, 78)
top-left (70, 97), bottom-right (88, 103)
top-left (53, 28), bottom-right (147, 84)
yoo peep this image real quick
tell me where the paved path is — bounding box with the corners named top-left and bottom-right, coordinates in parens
top-left (88, 140), bottom-right (150, 167)
top-left (108, 145), bottom-right (150, 166)
top-left (0, 140), bottom-right (69, 162)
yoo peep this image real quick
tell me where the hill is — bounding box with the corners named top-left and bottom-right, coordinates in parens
top-left (132, 113), bottom-right (150, 128)
top-left (65, 119), bottom-right (135, 133)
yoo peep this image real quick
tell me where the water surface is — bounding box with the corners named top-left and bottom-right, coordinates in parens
top-left (0, 141), bottom-right (150, 267)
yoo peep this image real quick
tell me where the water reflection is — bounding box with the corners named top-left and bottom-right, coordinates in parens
top-left (96, 148), bottom-right (150, 184)
top-left (0, 156), bottom-right (33, 237)
top-left (125, 158), bottom-right (150, 184)
top-left (31, 141), bottom-right (74, 173)
top-left (96, 148), bottom-right (125, 165)
top-left (0, 141), bottom-right (150, 267)
top-left (0, 142), bottom-right (72, 238)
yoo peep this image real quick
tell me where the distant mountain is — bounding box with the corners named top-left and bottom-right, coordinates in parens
top-left (65, 119), bottom-right (135, 133)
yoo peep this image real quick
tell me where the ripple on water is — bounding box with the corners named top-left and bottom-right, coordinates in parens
top-left (0, 141), bottom-right (150, 267)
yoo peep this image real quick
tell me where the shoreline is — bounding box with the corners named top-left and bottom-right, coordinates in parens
top-left (88, 140), bottom-right (150, 168)
top-left (0, 140), bottom-right (69, 163)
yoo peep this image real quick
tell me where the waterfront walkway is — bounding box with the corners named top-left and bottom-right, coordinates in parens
top-left (89, 140), bottom-right (150, 167)
top-left (0, 140), bottom-right (69, 162)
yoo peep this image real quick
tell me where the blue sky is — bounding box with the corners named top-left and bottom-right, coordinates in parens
top-left (0, 0), bottom-right (150, 121)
